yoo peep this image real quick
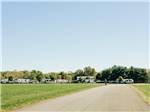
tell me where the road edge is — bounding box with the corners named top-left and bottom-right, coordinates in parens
top-left (10, 84), bottom-right (101, 112)
top-left (130, 85), bottom-right (150, 105)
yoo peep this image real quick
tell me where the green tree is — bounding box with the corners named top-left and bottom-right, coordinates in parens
top-left (44, 74), bottom-right (50, 79)
top-left (36, 74), bottom-right (43, 82)
top-left (100, 68), bottom-right (111, 80)
top-left (147, 70), bottom-right (150, 83)
top-left (75, 69), bottom-right (84, 76)
top-left (96, 72), bottom-right (102, 80)
top-left (127, 67), bottom-right (147, 83)
top-left (49, 72), bottom-right (58, 81)
top-left (35, 71), bottom-right (43, 82)
top-left (116, 76), bottom-right (124, 83)
top-left (65, 75), bottom-right (72, 82)
top-left (73, 69), bottom-right (84, 80)
top-left (109, 65), bottom-right (127, 80)
top-left (57, 74), bottom-right (62, 79)
top-left (30, 70), bottom-right (37, 80)
top-left (22, 71), bottom-right (31, 79)
top-left (83, 66), bottom-right (96, 76)
top-left (8, 76), bottom-right (13, 81)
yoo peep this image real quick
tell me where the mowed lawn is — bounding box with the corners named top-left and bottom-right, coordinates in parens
top-left (1, 84), bottom-right (99, 111)
top-left (133, 84), bottom-right (150, 104)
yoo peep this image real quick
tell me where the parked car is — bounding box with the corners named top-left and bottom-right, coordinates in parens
top-left (122, 79), bottom-right (134, 84)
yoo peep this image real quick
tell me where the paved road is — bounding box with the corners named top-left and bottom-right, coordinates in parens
top-left (16, 84), bottom-right (149, 112)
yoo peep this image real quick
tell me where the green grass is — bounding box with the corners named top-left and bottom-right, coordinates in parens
top-left (133, 84), bottom-right (150, 104)
top-left (1, 84), bottom-right (99, 111)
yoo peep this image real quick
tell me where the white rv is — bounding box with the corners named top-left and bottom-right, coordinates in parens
top-left (15, 79), bottom-right (30, 84)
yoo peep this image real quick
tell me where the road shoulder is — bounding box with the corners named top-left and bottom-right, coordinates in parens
top-left (130, 84), bottom-right (150, 105)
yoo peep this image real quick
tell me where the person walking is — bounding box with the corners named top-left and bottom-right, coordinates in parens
top-left (104, 79), bottom-right (107, 85)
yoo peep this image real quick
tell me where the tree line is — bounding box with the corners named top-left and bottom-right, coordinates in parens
top-left (1, 65), bottom-right (149, 83)
top-left (96, 65), bottom-right (149, 83)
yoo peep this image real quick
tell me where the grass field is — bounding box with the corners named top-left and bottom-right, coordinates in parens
top-left (133, 84), bottom-right (150, 104)
top-left (1, 84), bottom-right (99, 111)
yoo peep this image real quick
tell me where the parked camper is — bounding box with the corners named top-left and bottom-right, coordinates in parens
top-left (76, 76), bottom-right (95, 83)
top-left (41, 79), bottom-right (56, 83)
top-left (14, 79), bottom-right (30, 84)
top-left (1, 79), bottom-right (9, 84)
top-left (56, 79), bottom-right (68, 83)
top-left (29, 80), bottom-right (39, 84)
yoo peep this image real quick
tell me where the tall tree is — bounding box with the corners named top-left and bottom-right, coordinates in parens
top-left (83, 66), bottom-right (96, 76)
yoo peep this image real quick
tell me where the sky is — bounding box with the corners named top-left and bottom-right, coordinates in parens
top-left (1, 2), bottom-right (149, 72)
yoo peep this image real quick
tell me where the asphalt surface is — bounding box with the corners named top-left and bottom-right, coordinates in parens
top-left (16, 84), bottom-right (150, 112)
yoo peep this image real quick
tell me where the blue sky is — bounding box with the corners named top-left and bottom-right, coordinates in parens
top-left (2, 2), bottom-right (149, 72)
